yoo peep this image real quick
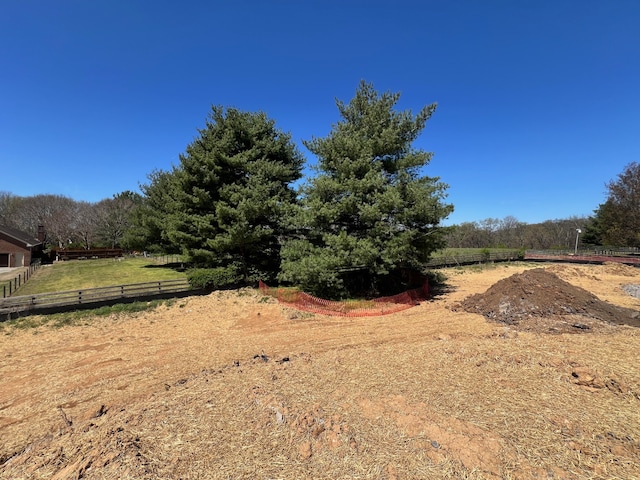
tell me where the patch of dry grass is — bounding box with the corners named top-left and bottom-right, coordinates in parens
top-left (1, 263), bottom-right (639, 479)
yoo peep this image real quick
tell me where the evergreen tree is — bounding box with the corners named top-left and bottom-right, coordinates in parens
top-left (128, 169), bottom-right (183, 253)
top-left (163, 106), bottom-right (304, 282)
top-left (279, 81), bottom-right (453, 297)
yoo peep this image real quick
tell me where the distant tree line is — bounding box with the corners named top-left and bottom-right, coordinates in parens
top-left (0, 191), bottom-right (140, 250)
top-left (2, 82), bottom-right (638, 297)
top-left (445, 162), bottom-right (640, 251)
top-left (445, 216), bottom-right (589, 250)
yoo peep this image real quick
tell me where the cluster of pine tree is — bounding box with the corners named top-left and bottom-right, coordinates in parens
top-left (131, 81), bottom-right (453, 298)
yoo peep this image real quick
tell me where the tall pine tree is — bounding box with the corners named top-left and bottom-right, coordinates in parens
top-left (156, 106), bottom-right (304, 282)
top-left (279, 81), bottom-right (453, 297)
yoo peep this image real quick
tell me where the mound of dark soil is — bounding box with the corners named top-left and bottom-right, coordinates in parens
top-left (460, 268), bottom-right (640, 333)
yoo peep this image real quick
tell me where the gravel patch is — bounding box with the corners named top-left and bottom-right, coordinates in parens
top-left (623, 284), bottom-right (640, 299)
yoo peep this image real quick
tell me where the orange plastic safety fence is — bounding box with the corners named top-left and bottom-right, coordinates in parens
top-left (258, 280), bottom-right (429, 317)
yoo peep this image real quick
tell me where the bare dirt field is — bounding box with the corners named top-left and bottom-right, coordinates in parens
top-left (1, 262), bottom-right (639, 479)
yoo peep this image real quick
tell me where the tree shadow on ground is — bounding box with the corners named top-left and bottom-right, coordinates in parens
top-left (143, 262), bottom-right (186, 272)
top-left (428, 282), bottom-right (456, 301)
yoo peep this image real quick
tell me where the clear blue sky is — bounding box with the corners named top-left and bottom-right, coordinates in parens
top-left (1, 1), bottom-right (638, 225)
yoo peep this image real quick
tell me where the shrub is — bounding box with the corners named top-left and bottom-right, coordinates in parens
top-left (424, 269), bottom-right (447, 287)
top-left (187, 266), bottom-right (243, 290)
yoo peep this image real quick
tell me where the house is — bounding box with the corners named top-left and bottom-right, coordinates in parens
top-left (0, 225), bottom-right (44, 267)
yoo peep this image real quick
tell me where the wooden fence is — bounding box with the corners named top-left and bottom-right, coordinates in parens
top-left (425, 250), bottom-right (523, 268)
top-left (53, 248), bottom-right (124, 260)
top-left (524, 251), bottom-right (640, 265)
top-left (0, 279), bottom-right (193, 319)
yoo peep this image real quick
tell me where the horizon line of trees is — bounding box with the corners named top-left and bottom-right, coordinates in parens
top-left (1, 193), bottom-right (631, 254)
top-left (0, 191), bottom-right (139, 250)
top-left (445, 215), bottom-right (589, 251)
top-left (0, 192), bottom-right (600, 252)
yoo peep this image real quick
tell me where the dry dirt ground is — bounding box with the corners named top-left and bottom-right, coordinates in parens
top-left (1, 262), bottom-right (639, 479)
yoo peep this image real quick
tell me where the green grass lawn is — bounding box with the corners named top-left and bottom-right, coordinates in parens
top-left (14, 257), bottom-right (187, 296)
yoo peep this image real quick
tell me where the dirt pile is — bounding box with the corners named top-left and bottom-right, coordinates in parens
top-left (460, 268), bottom-right (640, 333)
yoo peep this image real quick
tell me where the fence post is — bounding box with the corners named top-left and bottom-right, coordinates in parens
top-left (78, 291), bottom-right (82, 304)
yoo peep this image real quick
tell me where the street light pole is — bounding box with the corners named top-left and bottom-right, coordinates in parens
top-left (574, 228), bottom-right (582, 255)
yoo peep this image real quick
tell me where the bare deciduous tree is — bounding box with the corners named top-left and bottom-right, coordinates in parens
top-left (95, 192), bottom-right (139, 248)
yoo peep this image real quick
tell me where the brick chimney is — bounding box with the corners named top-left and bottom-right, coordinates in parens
top-left (38, 225), bottom-right (45, 243)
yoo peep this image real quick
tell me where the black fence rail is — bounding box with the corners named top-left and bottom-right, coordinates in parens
top-left (1, 262), bottom-right (41, 298)
top-left (0, 279), bottom-right (192, 319)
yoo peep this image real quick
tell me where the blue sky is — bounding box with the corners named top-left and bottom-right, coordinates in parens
top-left (1, 1), bottom-right (638, 225)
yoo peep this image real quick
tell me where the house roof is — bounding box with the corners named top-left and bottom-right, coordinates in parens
top-left (0, 225), bottom-right (42, 248)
